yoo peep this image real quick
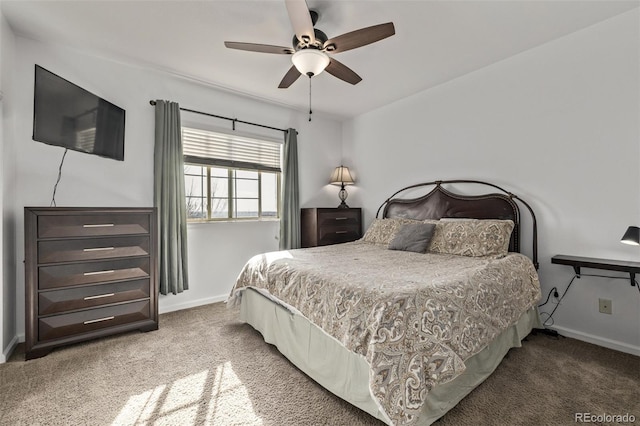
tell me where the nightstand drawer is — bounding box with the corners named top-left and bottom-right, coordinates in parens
top-left (39, 236), bottom-right (150, 264)
top-left (318, 226), bottom-right (361, 245)
top-left (317, 210), bottom-right (360, 227)
top-left (39, 258), bottom-right (150, 290)
top-left (39, 279), bottom-right (151, 315)
top-left (38, 300), bottom-right (150, 341)
top-left (38, 214), bottom-right (151, 238)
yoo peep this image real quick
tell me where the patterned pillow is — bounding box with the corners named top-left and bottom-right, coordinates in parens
top-left (362, 217), bottom-right (422, 245)
top-left (428, 219), bottom-right (514, 257)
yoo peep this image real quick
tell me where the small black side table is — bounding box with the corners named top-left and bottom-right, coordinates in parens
top-left (551, 255), bottom-right (640, 286)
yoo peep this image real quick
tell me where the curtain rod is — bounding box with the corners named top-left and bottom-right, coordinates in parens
top-left (149, 100), bottom-right (293, 135)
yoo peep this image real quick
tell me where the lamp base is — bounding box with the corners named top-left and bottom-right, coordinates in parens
top-left (337, 185), bottom-right (349, 209)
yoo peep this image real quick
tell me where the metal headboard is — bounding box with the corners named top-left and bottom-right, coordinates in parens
top-left (375, 180), bottom-right (538, 269)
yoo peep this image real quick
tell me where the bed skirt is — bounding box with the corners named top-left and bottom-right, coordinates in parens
top-left (238, 287), bottom-right (541, 426)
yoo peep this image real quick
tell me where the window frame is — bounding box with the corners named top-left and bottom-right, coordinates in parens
top-left (184, 164), bottom-right (281, 223)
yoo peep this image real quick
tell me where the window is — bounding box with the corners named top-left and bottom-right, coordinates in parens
top-left (182, 126), bottom-right (281, 221)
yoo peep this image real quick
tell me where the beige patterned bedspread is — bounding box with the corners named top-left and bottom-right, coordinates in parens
top-left (228, 241), bottom-right (541, 426)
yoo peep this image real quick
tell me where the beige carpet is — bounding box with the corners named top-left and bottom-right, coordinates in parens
top-left (1, 302), bottom-right (638, 426)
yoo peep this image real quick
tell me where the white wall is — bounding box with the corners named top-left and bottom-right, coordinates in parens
top-left (343, 10), bottom-right (640, 354)
top-left (5, 35), bottom-right (341, 351)
top-left (1, 10), bottom-right (18, 363)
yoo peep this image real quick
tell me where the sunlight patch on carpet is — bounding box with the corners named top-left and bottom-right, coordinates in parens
top-left (111, 363), bottom-right (261, 425)
top-left (111, 384), bottom-right (166, 425)
top-left (206, 361), bottom-right (263, 425)
top-left (162, 370), bottom-right (208, 414)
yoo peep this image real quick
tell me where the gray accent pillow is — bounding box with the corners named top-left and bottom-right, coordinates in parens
top-left (388, 223), bottom-right (436, 253)
top-left (362, 217), bottom-right (421, 245)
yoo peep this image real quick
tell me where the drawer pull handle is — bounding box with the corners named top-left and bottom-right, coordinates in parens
top-left (84, 293), bottom-right (115, 300)
top-left (83, 270), bottom-right (115, 276)
top-left (335, 217), bottom-right (348, 220)
top-left (83, 247), bottom-right (115, 252)
top-left (83, 224), bottom-right (115, 228)
top-left (335, 231), bottom-right (348, 234)
top-left (83, 316), bottom-right (115, 325)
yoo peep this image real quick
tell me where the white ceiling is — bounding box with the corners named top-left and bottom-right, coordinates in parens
top-left (2, 0), bottom-right (638, 120)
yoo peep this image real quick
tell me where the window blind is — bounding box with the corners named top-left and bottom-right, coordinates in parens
top-left (182, 127), bottom-right (282, 172)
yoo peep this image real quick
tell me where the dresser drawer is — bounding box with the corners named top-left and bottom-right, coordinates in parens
top-left (39, 279), bottom-right (151, 315)
top-left (39, 236), bottom-right (150, 264)
top-left (38, 300), bottom-right (150, 341)
top-left (38, 214), bottom-right (150, 238)
top-left (39, 258), bottom-right (150, 290)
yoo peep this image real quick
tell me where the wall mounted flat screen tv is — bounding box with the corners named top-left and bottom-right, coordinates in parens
top-left (33, 65), bottom-right (125, 161)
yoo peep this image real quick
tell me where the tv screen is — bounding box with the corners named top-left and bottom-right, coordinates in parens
top-left (33, 65), bottom-right (125, 161)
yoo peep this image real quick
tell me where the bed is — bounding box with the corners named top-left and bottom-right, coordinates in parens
top-left (228, 180), bottom-right (542, 426)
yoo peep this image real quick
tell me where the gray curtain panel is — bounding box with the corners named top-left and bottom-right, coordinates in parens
top-left (279, 128), bottom-right (300, 250)
top-left (154, 100), bottom-right (189, 295)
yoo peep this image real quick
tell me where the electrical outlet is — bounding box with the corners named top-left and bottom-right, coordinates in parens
top-left (599, 298), bottom-right (612, 315)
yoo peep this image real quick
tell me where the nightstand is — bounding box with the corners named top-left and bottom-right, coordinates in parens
top-left (301, 208), bottom-right (362, 248)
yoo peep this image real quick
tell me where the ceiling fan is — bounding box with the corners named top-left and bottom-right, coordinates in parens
top-left (224, 0), bottom-right (395, 89)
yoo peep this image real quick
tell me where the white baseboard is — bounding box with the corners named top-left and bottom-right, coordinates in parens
top-left (159, 294), bottom-right (227, 314)
top-left (549, 325), bottom-right (640, 356)
top-left (1, 334), bottom-right (21, 363)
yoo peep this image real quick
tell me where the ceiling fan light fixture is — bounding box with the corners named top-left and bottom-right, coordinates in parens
top-left (292, 49), bottom-right (330, 77)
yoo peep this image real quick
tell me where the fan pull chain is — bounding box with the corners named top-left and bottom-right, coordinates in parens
top-left (308, 76), bottom-right (312, 122)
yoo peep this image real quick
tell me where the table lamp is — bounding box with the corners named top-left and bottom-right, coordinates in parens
top-left (330, 166), bottom-right (355, 209)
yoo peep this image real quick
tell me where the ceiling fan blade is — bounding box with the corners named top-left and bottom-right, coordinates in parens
top-left (285, 0), bottom-right (315, 45)
top-left (325, 58), bottom-right (362, 85)
top-left (224, 42), bottom-right (294, 55)
top-left (324, 22), bottom-right (395, 54)
top-left (278, 65), bottom-right (302, 88)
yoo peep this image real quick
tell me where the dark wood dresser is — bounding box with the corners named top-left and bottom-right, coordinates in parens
top-left (301, 207), bottom-right (362, 248)
top-left (24, 207), bottom-right (159, 360)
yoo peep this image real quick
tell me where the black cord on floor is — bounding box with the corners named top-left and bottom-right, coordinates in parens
top-left (50, 149), bottom-right (68, 207)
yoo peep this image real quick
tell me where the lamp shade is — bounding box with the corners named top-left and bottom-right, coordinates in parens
top-left (330, 166), bottom-right (355, 185)
top-left (621, 226), bottom-right (640, 246)
top-left (292, 49), bottom-right (330, 76)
